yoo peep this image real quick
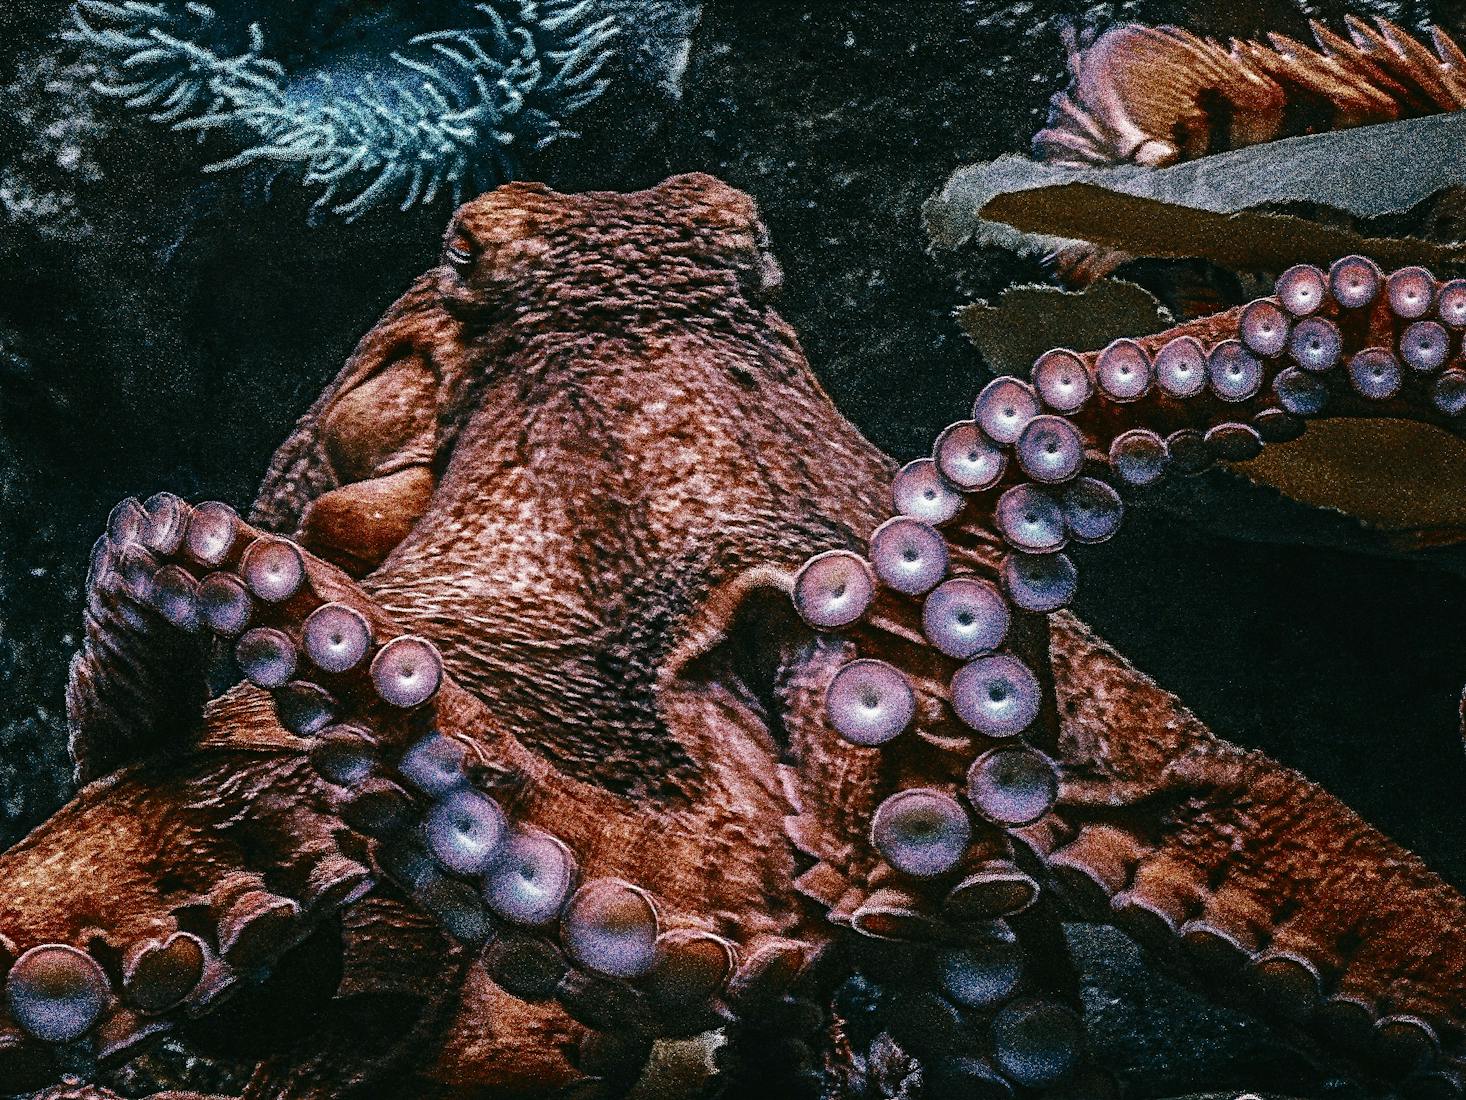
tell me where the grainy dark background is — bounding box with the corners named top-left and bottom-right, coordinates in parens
top-left (3, 0), bottom-right (1466, 1094)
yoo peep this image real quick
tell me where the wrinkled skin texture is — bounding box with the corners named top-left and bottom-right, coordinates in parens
top-left (12, 174), bottom-right (1466, 1100)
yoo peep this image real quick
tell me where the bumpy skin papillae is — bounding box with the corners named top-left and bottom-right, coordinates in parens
top-left (33, 176), bottom-right (1466, 1099)
top-left (798, 257), bottom-right (1466, 1095)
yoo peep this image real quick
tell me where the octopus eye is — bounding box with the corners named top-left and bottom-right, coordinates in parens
top-left (445, 233), bottom-right (478, 274)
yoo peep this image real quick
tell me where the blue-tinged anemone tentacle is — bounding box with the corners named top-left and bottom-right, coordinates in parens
top-left (65, 0), bottom-right (619, 220)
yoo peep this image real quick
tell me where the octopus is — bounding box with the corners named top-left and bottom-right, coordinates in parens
top-left (7, 172), bottom-right (1466, 1100)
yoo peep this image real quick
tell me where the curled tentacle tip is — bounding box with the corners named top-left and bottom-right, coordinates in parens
top-left (974, 376), bottom-right (1040, 445)
top-left (6, 945), bottom-right (109, 1044)
top-left (950, 653), bottom-right (1041, 738)
top-left (892, 457), bottom-right (962, 525)
top-left (1348, 347), bottom-right (1403, 400)
top-left (1060, 476), bottom-right (1122, 543)
top-left (562, 879), bottom-right (660, 979)
top-left (1401, 320), bottom-right (1450, 373)
top-left (1329, 254), bottom-right (1383, 309)
top-left (1001, 550), bottom-right (1077, 613)
top-left (937, 937), bottom-right (1023, 1009)
top-left (425, 788), bottom-right (507, 876)
top-left (870, 788), bottom-right (972, 878)
top-left (1239, 299), bottom-right (1290, 357)
top-left (1095, 338), bottom-right (1152, 402)
top-left (303, 602), bottom-right (373, 674)
top-left (1015, 415), bottom-right (1084, 484)
top-left (1108, 428), bottom-right (1168, 487)
top-left (934, 420), bottom-right (1007, 490)
top-left (922, 577), bottom-right (1010, 660)
top-left (995, 483), bottom-right (1067, 553)
top-left (197, 572), bottom-right (252, 636)
top-left (870, 516), bottom-right (949, 596)
top-left (239, 536), bottom-right (305, 603)
top-left (1207, 340), bottom-right (1264, 402)
top-left (235, 627), bottom-right (298, 689)
top-left (399, 732), bottom-right (471, 797)
top-left (1031, 349), bottom-right (1092, 414)
top-left (1387, 265), bottom-right (1437, 319)
top-left (967, 745), bottom-right (1059, 826)
top-left (989, 998), bottom-right (1084, 1088)
top-left (1154, 335), bottom-right (1206, 398)
top-left (1275, 264), bottom-right (1327, 317)
top-left (825, 658), bottom-right (915, 747)
top-left (370, 635), bottom-right (443, 708)
top-left (792, 550), bottom-right (874, 629)
top-left (184, 500), bottom-right (240, 566)
top-left (1288, 316), bottom-right (1342, 373)
top-left (482, 829), bottom-right (577, 926)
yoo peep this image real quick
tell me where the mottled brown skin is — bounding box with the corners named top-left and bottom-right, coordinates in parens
top-left (16, 173), bottom-right (1466, 1099)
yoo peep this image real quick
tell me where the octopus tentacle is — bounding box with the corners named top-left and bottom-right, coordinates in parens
top-left (67, 495), bottom-right (212, 782)
top-left (789, 257), bottom-right (1466, 1094)
top-left (78, 497), bottom-right (840, 1084)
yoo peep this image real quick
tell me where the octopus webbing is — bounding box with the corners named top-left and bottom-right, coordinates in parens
top-left (6, 174), bottom-right (1466, 1099)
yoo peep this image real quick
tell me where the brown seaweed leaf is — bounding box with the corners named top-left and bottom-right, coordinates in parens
top-left (958, 279), bottom-right (1172, 377)
top-left (926, 112), bottom-right (1466, 270)
top-left (1236, 419), bottom-right (1466, 549)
